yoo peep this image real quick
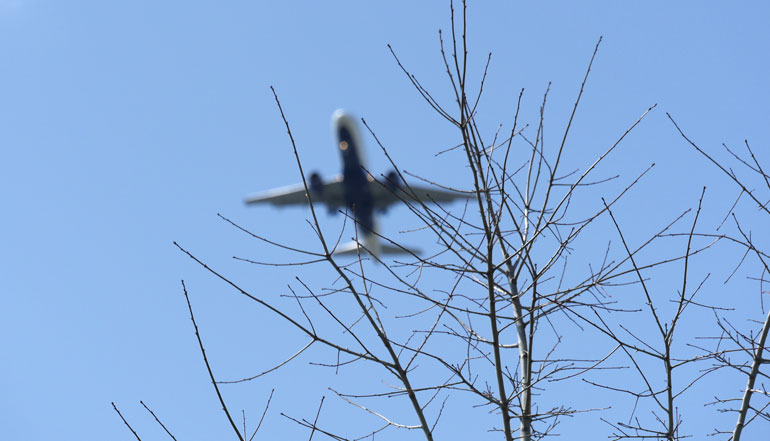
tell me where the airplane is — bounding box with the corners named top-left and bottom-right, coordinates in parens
top-left (244, 109), bottom-right (468, 258)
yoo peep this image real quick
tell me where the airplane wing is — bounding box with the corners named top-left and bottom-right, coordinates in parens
top-left (370, 181), bottom-right (470, 209)
top-left (244, 175), bottom-right (346, 208)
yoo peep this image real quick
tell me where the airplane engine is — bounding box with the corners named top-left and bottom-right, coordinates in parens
top-left (307, 171), bottom-right (339, 215)
top-left (385, 170), bottom-right (401, 192)
top-left (376, 170), bottom-right (403, 214)
top-left (308, 171), bottom-right (324, 197)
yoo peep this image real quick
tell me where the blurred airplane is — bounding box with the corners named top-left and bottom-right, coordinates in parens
top-left (244, 109), bottom-right (467, 257)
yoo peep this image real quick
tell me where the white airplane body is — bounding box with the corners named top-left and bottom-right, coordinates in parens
top-left (245, 110), bottom-right (466, 257)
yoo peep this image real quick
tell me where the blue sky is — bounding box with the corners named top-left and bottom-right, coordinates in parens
top-left (1, 1), bottom-right (768, 440)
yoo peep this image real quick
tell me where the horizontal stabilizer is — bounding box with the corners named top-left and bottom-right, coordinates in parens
top-left (332, 240), bottom-right (420, 258)
top-left (332, 241), bottom-right (365, 256)
top-left (380, 242), bottom-right (420, 256)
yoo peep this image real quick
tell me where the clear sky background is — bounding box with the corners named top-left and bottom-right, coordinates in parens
top-left (1, 1), bottom-right (768, 440)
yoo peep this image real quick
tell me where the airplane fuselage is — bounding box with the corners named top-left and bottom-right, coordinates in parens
top-left (333, 111), bottom-right (376, 236)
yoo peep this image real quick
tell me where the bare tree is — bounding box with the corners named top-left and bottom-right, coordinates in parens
top-left (113, 2), bottom-right (766, 440)
top-left (668, 118), bottom-right (770, 441)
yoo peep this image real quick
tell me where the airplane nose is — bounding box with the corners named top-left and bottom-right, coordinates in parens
top-left (331, 109), bottom-right (360, 139)
top-left (331, 109), bottom-right (352, 128)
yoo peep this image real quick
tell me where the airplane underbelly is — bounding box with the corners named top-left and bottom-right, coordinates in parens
top-left (343, 176), bottom-right (375, 234)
